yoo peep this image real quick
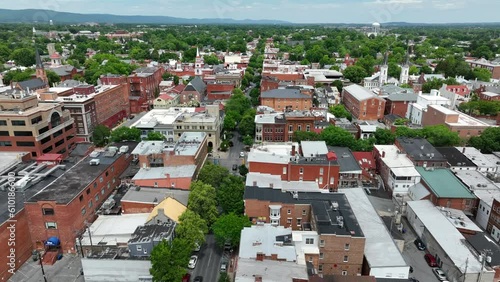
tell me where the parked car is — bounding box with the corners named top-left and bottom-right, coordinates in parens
top-left (239, 151), bottom-right (245, 157)
top-left (193, 277), bottom-right (203, 282)
top-left (424, 254), bottom-right (438, 267)
top-left (220, 260), bottom-right (228, 272)
top-left (182, 273), bottom-right (191, 282)
top-left (232, 164), bottom-right (238, 171)
top-left (433, 268), bottom-right (447, 281)
top-left (414, 239), bottom-right (426, 251)
top-left (193, 242), bottom-right (201, 252)
top-left (188, 255), bottom-right (198, 269)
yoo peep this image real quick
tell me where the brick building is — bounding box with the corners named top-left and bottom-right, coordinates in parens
top-left (248, 142), bottom-right (340, 191)
top-left (260, 87), bottom-right (313, 111)
top-left (415, 167), bottom-right (478, 213)
top-left (479, 91), bottom-right (500, 101)
top-left (466, 58), bottom-right (500, 79)
top-left (395, 137), bottom-right (447, 167)
top-left (244, 186), bottom-right (365, 276)
top-left (384, 92), bottom-right (417, 117)
top-left (487, 199), bottom-right (500, 242)
top-left (180, 76), bottom-right (206, 104)
top-left (342, 85), bottom-right (385, 121)
top-left (24, 143), bottom-right (136, 253)
top-left (0, 92), bottom-right (75, 159)
top-left (254, 111), bottom-right (321, 143)
top-left (206, 81), bottom-right (235, 100)
top-left (422, 105), bottom-right (490, 138)
top-left (128, 67), bottom-right (165, 113)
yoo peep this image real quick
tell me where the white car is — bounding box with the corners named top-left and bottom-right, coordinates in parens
top-left (193, 242), bottom-right (201, 252)
top-left (433, 268), bottom-right (447, 281)
top-left (239, 151), bottom-right (245, 157)
top-left (188, 255), bottom-right (198, 269)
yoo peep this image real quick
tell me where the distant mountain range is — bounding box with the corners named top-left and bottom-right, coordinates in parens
top-left (0, 9), bottom-right (290, 25)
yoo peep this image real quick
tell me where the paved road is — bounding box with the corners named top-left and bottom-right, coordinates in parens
top-left (190, 234), bottom-right (222, 282)
top-left (9, 254), bottom-right (84, 282)
top-left (211, 131), bottom-right (246, 174)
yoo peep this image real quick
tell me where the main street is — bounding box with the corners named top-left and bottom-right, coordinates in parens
top-left (189, 234), bottom-right (222, 282)
top-left (210, 131), bottom-right (246, 175)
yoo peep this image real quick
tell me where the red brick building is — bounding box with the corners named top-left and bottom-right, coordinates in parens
top-left (445, 85), bottom-right (471, 100)
top-left (479, 91), bottom-right (500, 101)
top-left (0, 93), bottom-right (76, 159)
top-left (244, 186), bottom-right (365, 276)
top-left (206, 82), bottom-right (235, 100)
top-left (260, 87), bottom-right (313, 112)
top-left (24, 143), bottom-right (136, 253)
top-left (342, 85), bottom-right (385, 121)
top-left (255, 112), bottom-right (320, 143)
top-left (128, 67), bottom-right (165, 113)
top-left (180, 76), bottom-right (207, 104)
top-left (384, 92), bottom-right (417, 117)
top-left (466, 58), bottom-right (500, 80)
top-left (415, 167), bottom-right (478, 214)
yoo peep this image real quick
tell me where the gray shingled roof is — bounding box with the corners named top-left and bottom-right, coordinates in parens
top-left (184, 76), bottom-right (206, 94)
top-left (18, 78), bottom-right (47, 90)
top-left (386, 92), bottom-right (418, 102)
top-left (261, 88), bottom-right (310, 99)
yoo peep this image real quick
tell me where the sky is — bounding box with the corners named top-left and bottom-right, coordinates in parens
top-left (1, 0), bottom-right (499, 24)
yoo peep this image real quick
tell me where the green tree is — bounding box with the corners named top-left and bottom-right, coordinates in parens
top-left (203, 54), bottom-right (220, 65)
top-left (422, 78), bottom-right (444, 93)
top-left (332, 80), bottom-right (343, 93)
top-left (2, 69), bottom-right (35, 85)
top-left (92, 125), bottom-right (111, 147)
top-left (472, 67), bottom-right (492, 82)
top-left (420, 65), bottom-right (433, 74)
top-left (329, 105), bottom-right (352, 121)
top-left (293, 131), bottom-right (321, 142)
top-left (468, 127), bottom-right (500, 153)
top-left (197, 162), bottom-right (230, 188)
top-left (188, 181), bottom-right (218, 226)
top-left (183, 48), bottom-right (198, 63)
top-left (388, 62), bottom-right (401, 79)
top-left (342, 65), bottom-right (367, 84)
top-left (10, 48), bottom-right (35, 66)
top-left (46, 70), bottom-right (61, 86)
top-left (422, 125), bottom-right (461, 147)
top-left (374, 128), bottom-right (395, 145)
top-left (218, 273), bottom-right (231, 282)
top-left (110, 126), bottom-right (141, 142)
top-left (145, 131), bottom-right (165, 141)
top-left (150, 238), bottom-right (191, 282)
top-left (320, 126), bottom-right (356, 148)
top-left (212, 213), bottom-right (251, 248)
top-left (176, 210), bottom-right (208, 248)
top-left (239, 165), bottom-right (249, 177)
top-left (239, 112), bottom-right (256, 137)
top-left (409, 65), bottom-right (420, 75)
top-left (217, 175), bottom-right (245, 215)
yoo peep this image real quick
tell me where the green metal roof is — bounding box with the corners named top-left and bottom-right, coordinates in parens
top-left (416, 167), bottom-right (476, 199)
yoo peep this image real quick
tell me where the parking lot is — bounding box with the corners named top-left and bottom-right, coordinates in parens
top-left (9, 254), bottom-right (84, 282)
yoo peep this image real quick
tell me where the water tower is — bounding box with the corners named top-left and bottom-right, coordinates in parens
top-left (372, 22), bottom-right (381, 35)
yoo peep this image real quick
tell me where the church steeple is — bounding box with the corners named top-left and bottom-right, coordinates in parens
top-left (35, 49), bottom-right (48, 84)
top-left (195, 47), bottom-right (203, 77)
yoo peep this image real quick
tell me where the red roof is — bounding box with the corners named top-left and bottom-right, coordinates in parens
top-left (49, 53), bottom-right (61, 59)
top-left (352, 152), bottom-right (375, 170)
top-left (195, 107), bottom-right (206, 112)
top-left (158, 94), bottom-right (174, 100)
top-left (326, 151), bottom-right (337, 161)
top-left (263, 73), bottom-right (303, 81)
top-left (36, 154), bottom-right (63, 162)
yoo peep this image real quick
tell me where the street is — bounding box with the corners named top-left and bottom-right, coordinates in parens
top-left (189, 234), bottom-right (223, 282)
top-left (210, 131), bottom-right (246, 174)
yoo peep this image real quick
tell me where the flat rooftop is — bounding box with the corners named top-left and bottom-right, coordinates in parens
top-left (239, 225), bottom-right (296, 261)
top-left (341, 188), bottom-right (408, 269)
top-left (435, 147), bottom-right (477, 167)
top-left (329, 147), bottom-right (362, 173)
top-left (28, 142), bottom-right (137, 204)
top-left (0, 152), bottom-right (28, 175)
top-left (396, 137), bottom-right (446, 162)
top-left (407, 200), bottom-right (482, 273)
top-left (374, 145), bottom-right (415, 168)
top-left (235, 258), bottom-right (308, 282)
top-left (301, 141), bottom-right (328, 157)
top-left (132, 165), bottom-right (196, 180)
top-left (416, 167), bottom-right (476, 199)
top-left (245, 172), bottom-right (321, 192)
top-left (121, 186), bottom-right (190, 207)
top-left (81, 213), bottom-right (149, 246)
top-left (244, 186), bottom-right (364, 237)
top-left (456, 147), bottom-right (498, 168)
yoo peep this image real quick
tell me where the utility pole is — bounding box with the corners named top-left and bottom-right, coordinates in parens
top-left (463, 256), bottom-right (468, 282)
top-left (477, 249), bottom-right (491, 282)
top-left (38, 252), bottom-right (48, 282)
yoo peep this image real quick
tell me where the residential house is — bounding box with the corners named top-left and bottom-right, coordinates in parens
top-left (120, 187), bottom-right (189, 214)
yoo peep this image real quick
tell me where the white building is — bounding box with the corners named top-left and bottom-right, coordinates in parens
top-left (342, 188), bottom-right (409, 279)
top-left (406, 89), bottom-right (451, 125)
top-left (456, 147), bottom-right (498, 175)
top-left (407, 200), bottom-right (494, 282)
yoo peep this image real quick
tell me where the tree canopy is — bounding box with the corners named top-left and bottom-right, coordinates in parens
top-left (92, 125), bottom-right (111, 147)
top-left (468, 127), bottom-right (500, 154)
top-left (150, 238), bottom-right (191, 282)
top-left (188, 181), bottom-right (219, 226)
top-left (212, 213), bottom-right (251, 248)
top-left (175, 210), bottom-right (208, 249)
top-left (110, 126), bottom-right (141, 142)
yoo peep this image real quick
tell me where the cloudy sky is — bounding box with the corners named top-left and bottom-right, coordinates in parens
top-left (1, 0), bottom-right (498, 23)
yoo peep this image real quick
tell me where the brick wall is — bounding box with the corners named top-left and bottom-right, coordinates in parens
top-left (132, 176), bottom-right (192, 190)
top-left (121, 201), bottom-right (155, 214)
top-left (319, 235), bottom-right (365, 276)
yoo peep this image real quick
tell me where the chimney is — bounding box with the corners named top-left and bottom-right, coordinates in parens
top-left (291, 145), bottom-right (296, 156)
top-left (462, 147), bottom-right (466, 154)
top-left (255, 276), bottom-right (263, 282)
top-left (382, 151), bottom-right (386, 158)
top-left (253, 181), bottom-right (257, 186)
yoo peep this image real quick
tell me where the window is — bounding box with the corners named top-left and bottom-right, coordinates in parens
top-left (320, 240), bottom-right (325, 247)
top-left (299, 167), bottom-right (304, 174)
top-left (342, 270), bottom-right (347, 276)
top-left (0, 141), bottom-right (12, 147)
top-left (42, 208), bottom-right (54, 215)
top-left (16, 141), bottom-right (35, 147)
top-left (14, 131), bottom-right (33, 136)
top-left (99, 177), bottom-right (103, 183)
top-left (318, 264), bottom-right (323, 273)
top-left (11, 120), bottom-right (26, 126)
top-left (289, 125), bottom-right (293, 132)
top-left (31, 116), bottom-right (42, 124)
top-left (306, 125), bottom-right (310, 132)
top-left (81, 208), bottom-right (86, 215)
top-left (79, 195), bottom-right (84, 202)
top-left (287, 218), bottom-right (292, 224)
top-left (88, 200), bottom-right (93, 208)
top-left (319, 177), bottom-right (323, 185)
top-left (345, 243), bottom-right (350, 250)
top-left (0, 120), bottom-right (6, 126)
top-left (298, 125), bottom-right (302, 131)
top-left (93, 182), bottom-right (97, 188)
top-left (136, 245), bottom-right (142, 252)
top-left (283, 167), bottom-right (287, 175)
top-left (45, 222), bottom-right (57, 229)
top-left (320, 253), bottom-right (324, 259)
top-left (306, 238), bottom-right (314, 244)
top-left (101, 189), bottom-right (105, 195)
top-left (95, 194), bottom-right (99, 202)
top-left (86, 189), bottom-right (90, 195)
top-left (319, 168), bottom-right (324, 175)
top-left (308, 256), bottom-right (313, 262)
top-left (343, 255), bottom-right (348, 262)
top-left (287, 209), bottom-right (291, 214)
top-left (297, 218), bottom-right (302, 226)
top-left (302, 210), bottom-right (307, 216)
top-left (0, 131), bottom-right (8, 136)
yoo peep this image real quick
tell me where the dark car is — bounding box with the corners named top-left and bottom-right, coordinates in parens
top-left (182, 273), bottom-right (191, 282)
top-left (193, 277), bottom-right (203, 282)
top-left (414, 239), bottom-right (426, 251)
top-left (424, 253), bottom-right (438, 267)
top-left (232, 164), bottom-right (238, 171)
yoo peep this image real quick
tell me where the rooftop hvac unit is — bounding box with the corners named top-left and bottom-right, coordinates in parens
top-left (89, 159), bottom-right (100, 166)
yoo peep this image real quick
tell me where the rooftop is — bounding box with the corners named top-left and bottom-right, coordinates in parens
top-left (466, 233), bottom-right (500, 267)
top-left (254, 113), bottom-right (283, 124)
top-left (239, 225), bottom-right (296, 261)
top-left (373, 145), bottom-right (415, 168)
top-left (128, 222), bottom-right (176, 245)
top-left (396, 137), bottom-right (446, 162)
top-left (235, 258), bottom-right (308, 282)
top-left (329, 147), bottom-right (362, 173)
top-left (344, 84), bottom-right (382, 101)
top-left (407, 200), bottom-right (482, 273)
top-left (27, 142), bottom-right (137, 204)
top-left (132, 132), bottom-right (205, 156)
top-left (260, 88), bottom-right (311, 99)
top-left (341, 188), bottom-right (407, 269)
top-left (145, 197), bottom-right (186, 223)
top-left (301, 141), bottom-right (328, 157)
top-left (244, 186), bottom-right (364, 237)
top-left (416, 167), bottom-right (476, 199)
top-left (456, 147), bottom-right (498, 168)
top-left (121, 186), bottom-right (189, 207)
top-left (81, 213), bottom-right (149, 246)
top-left (435, 147), bottom-right (477, 167)
top-left (132, 165), bottom-right (196, 181)
top-left (245, 172), bottom-right (321, 192)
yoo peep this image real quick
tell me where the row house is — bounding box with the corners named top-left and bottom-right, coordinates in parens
top-left (254, 111), bottom-right (320, 143)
